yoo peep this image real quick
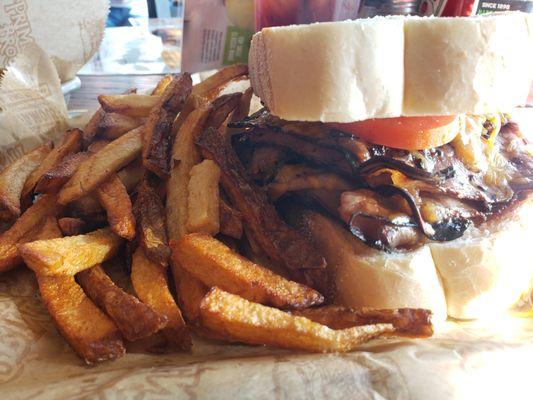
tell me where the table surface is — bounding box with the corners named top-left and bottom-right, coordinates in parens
top-left (68, 75), bottom-right (166, 111)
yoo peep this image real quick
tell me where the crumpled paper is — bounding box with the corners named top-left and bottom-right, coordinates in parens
top-left (0, 42), bottom-right (68, 169)
top-left (0, 0), bottom-right (108, 82)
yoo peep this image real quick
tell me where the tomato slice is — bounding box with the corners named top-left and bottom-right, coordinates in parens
top-left (330, 115), bottom-right (460, 150)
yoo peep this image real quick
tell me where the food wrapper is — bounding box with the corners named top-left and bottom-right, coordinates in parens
top-left (0, 0), bottom-right (108, 82)
top-left (0, 42), bottom-right (68, 169)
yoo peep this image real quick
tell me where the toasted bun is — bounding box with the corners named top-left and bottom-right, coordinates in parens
top-left (249, 13), bottom-right (533, 122)
top-left (300, 197), bottom-right (533, 321)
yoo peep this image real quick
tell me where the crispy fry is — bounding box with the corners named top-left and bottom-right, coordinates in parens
top-left (22, 130), bottom-right (83, 198)
top-left (136, 174), bottom-right (170, 266)
top-left (231, 86), bottom-right (253, 122)
top-left (34, 152), bottom-right (89, 194)
top-left (83, 108), bottom-right (106, 143)
top-left (0, 195), bottom-right (59, 272)
top-left (117, 160), bottom-right (144, 193)
top-left (171, 233), bottom-right (324, 309)
top-left (77, 265), bottom-right (168, 341)
top-left (0, 143), bottom-right (52, 220)
top-left (196, 127), bottom-right (326, 271)
top-left (69, 195), bottom-right (104, 215)
top-left (87, 140), bottom-right (110, 154)
top-left (96, 174), bottom-right (135, 240)
top-left (292, 306), bottom-right (434, 338)
top-left (151, 74), bottom-right (173, 95)
top-left (170, 262), bottom-right (208, 322)
top-left (204, 93), bottom-right (242, 131)
top-left (200, 288), bottom-right (394, 352)
top-left (98, 94), bottom-right (160, 118)
top-left (58, 217), bottom-right (87, 236)
top-left (166, 105), bottom-right (210, 241)
top-left (219, 199), bottom-right (243, 239)
top-left (96, 113), bottom-right (144, 140)
top-left (192, 64), bottom-right (248, 99)
top-left (131, 247), bottom-right (191, 350)
top-left (37, 273), bottom-right (125, 363)
top-left (143, 73), bottom-right (192, 177)
top-left (58, 127), bottom-right (143, 204)
top-left (19, 228), bottom-right (123, 276)
top-left (37, 216), bottom-right (62, 239)
top-left (186, 160), bottom-right (221, 235)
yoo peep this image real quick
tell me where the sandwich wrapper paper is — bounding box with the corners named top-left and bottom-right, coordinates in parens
top-left (1, 37), bottom-right (533, 400)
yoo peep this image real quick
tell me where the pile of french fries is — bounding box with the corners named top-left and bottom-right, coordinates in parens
top-left (0, 65), bottom-right (433, 364)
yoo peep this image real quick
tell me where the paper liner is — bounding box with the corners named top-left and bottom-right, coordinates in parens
top-left (0, 41), bottom-right (68, 169)
top-left (0, 0), bottom-right (108, 82)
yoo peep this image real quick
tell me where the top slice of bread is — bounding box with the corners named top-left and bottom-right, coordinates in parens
top-left (249, 13), bottom-right (533, 122)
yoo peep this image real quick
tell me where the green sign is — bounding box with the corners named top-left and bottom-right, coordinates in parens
top-left (223, 26), bottom-right (253, 65)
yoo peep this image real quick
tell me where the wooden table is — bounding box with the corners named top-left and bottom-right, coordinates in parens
top-left (68, 75), bottom-right (166, 110)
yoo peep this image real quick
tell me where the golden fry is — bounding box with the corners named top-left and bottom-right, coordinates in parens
top-left (0, 143), bottom-right (52, 220)
top-left (19, 228), bottom-right (123, 276)
top-left (96, 174), bottom-right (135, 240)
top-left (58, 127), bottom-right (143, 204)
top-left (22, 129), bottom-right (83, 198)
top-left (170, 261), bottom-right (208, 323)
top-left (0, 195), bottom-right (59, 272)
top-left (77, 265), bottom-right (168, 341)
top-left (200, 288), bottom-right (394, 353)
top-left (34, 152), bottom-right (88, 194)
top-left (166, 105), bottom-right (210, 241)
top-left (151, 74), bottom-right (173, 95)
top-left (171, 233), bottom-right (324, 309)
top-left (192, 64), bottom-right (248, 99)
top-left (37, 273), bottom-right (125, 363)
top-left (98, 94), bottom-right (160, 118)
top-left (186, 160), bottom-right (221, 235)
top-left (131, 247), bottom-right (191, 350)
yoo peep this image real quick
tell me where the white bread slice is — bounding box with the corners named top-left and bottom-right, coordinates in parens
top-left (430, 199), bottom-right (533, 320)
top-left (249, 13), bottom-right (533, 122)
top-left (300, 197), bottom-right (533, 322)
top-left (299, 211), bottom-right (448, 323)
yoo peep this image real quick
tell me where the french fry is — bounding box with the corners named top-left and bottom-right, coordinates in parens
top-left (77, 265), bottom-right (168, 341)
top-left (219, 199), bottom-right (243, 239)
top-left (166, 105), bottom-right (210, 241)
top-left (0, 195), bottom-right (59, 272)
top-left (200, 288), bottom-right (394, 353)
top-left (98, 94), bottom-right (160, 118)
top-left (83, 108), bottom-right (105, 143)
top-left (192, 64), bottom-right (248, 99)
top-left (186, 160), bottom-right (221, 235)
top-left (22, 129), bottom-right (83, 198)
top-left (131, 247), bottom-right (191, 350)
top-left (58, 126), bottom-right (143, 204)
top-left (19, 228), bottom-right (123, 276)
top-left (143, 73), bottom-right (192, 177)
top-left (203, 93), bottom-right (242, 131)
top-left (292, 306), bottom-right (434, 338)
top-left (87, 139), bottom-right (110, 154)
top-left (58, 217), bottom-right (87, 236)
top-left (151, 74), bottom-right (173, 95)
top-left (37, 273), bottom-right (125, 363)
top-left (95, 113), bottom-right (144, 140)
top-left (37, 216), bottom-right (63, 239)
top-left (171, 233), bottom-right (324, 309)
top-left (231, 86), bottom-right (253, 122)
top-left (196, 127), bottom-right (326, 272)
top-left (117, 160), bottom-right (144, 193)
top-left (34, 152), bottom-right (89, 194)
top-left (96, 174), bottom-right (135, 240)
top-left (0, 143), bottom-right (52, 220)
top-left (136, 174), bottom-right (170, 266)
top-left (170, 263), bottom-right (208, 322)
top-left (69, 194), bottom-right (104, 216)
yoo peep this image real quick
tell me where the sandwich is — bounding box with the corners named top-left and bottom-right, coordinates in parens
top-left (233, 12), bottom-right (533, 321)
